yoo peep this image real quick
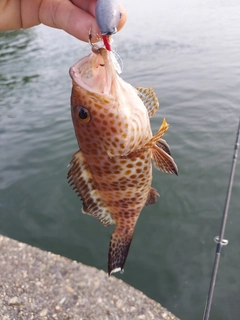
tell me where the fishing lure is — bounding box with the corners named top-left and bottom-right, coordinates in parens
top-left (95, 0), bottom-right (122, 51)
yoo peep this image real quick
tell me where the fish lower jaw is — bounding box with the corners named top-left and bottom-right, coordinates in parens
top-left (69, 68), bottom-right (85, 90)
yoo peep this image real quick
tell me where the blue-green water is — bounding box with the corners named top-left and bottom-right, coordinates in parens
top-left (1, 1), bottom-right (240, 319)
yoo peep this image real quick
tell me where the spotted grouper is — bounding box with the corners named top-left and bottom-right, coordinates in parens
top-left (68, 44), bottom-right (178, 275)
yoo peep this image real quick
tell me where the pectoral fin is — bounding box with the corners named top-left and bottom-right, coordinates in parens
top-left (67, 150), bottom-right (115, 226)
top-left (156, 138), bottom-right (172, 156)
top-left (135, 86), bottom-right (159, 117)
top-left (152, 144), bottom-right (178, 175)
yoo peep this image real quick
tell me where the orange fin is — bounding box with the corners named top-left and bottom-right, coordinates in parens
top-left (67, 150), bottom-right (115, 226)
top-left (143, 118), bottom-right (169, 149)
top-left (108, 228), bottom-right (134, 275)
top-left (135, 86), bottom-right (159, 117)
top-left (152, 144), bottom-right (178, 175)
top-left (145, 187), bottom-right (160, 206)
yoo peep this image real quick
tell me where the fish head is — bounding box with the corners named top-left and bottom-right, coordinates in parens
top-left (69, 46), bottom-right (151, 157)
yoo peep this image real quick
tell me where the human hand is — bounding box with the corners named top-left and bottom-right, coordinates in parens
top-left (0, 0), bottom-right (127, 42)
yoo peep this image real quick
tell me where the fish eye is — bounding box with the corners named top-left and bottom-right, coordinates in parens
top-left (76, 106), bottom-right (91, 123)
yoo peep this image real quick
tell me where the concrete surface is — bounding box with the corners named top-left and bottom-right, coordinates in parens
top-left (0, 235), bottom-right (180, 320)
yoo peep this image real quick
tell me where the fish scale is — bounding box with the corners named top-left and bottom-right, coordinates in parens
top-left (68, 45), bottom-right (178, 275)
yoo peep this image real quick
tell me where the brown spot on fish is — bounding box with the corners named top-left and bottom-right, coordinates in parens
top-left (110, 127), bottom-right (117, 133)
top-left (130, 174), bottom-right (137, 179)
top-left (120, 143), bottom-right (125, 149)
top-left (94, 103), bottom-right (103, 109)
top-left (122, 133), bottom-right (127, 139)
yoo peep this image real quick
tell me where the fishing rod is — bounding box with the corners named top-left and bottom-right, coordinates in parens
top-left (203, 118), bottom-right (240, 320)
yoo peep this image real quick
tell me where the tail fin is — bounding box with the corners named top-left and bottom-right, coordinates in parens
top-left (108, 228), bottom-right (134, 275)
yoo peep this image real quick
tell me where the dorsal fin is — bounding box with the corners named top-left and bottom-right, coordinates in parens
top-left (135, 86), bottom-right (159, 117)
top-left (67, 150), bottom-right (115, 226)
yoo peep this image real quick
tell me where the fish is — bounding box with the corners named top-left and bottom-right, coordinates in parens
top-left (67, 44), bottom-right (178, 275)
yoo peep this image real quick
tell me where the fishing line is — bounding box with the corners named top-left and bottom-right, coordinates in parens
top-left (203, 118), bottom-right (240, 320)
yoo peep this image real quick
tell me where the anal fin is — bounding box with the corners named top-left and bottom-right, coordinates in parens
top-left (152, 144), bottom-right (178, 175)
top-left (67, 150), bottom-right (115, 226)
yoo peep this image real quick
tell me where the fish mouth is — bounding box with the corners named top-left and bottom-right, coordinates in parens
top-left (69, 46), bottom-right (114, 95)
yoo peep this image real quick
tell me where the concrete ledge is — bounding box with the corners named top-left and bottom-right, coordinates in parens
top-left (0, 235), bottom-right (179, 320)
